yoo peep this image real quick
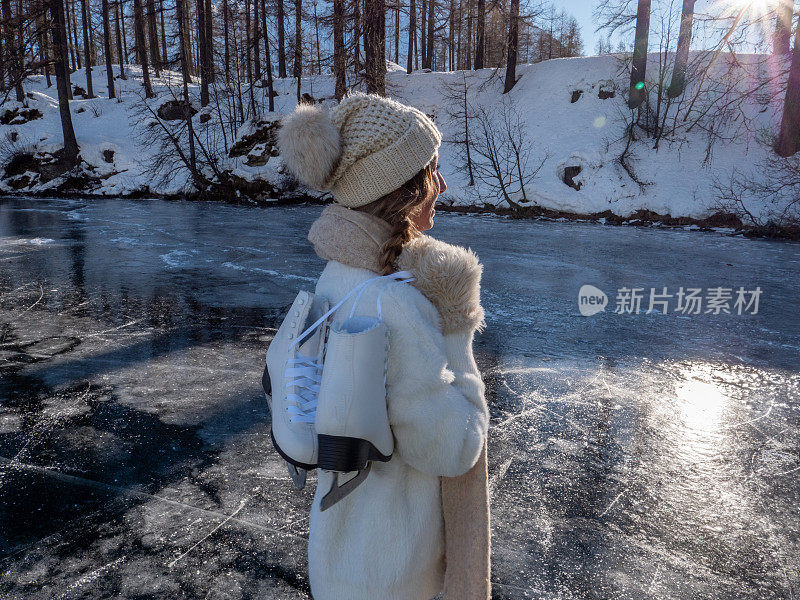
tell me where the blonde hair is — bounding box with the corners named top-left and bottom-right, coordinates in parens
top-left (354, 159), bottom-right (439, 275)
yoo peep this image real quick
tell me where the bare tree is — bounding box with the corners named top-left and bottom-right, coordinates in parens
top-left (471, 98), bottom-right (545, 210)
top-left (441, 71), bottom-right (475, 185)
top-left (277, 0), bottom-right (286, 77)
top-left (333, 0), bottom-right (346, 97)
top-left (406, 0), bottom-right (415, 72)
top-left (667, 0), bottom-right (695, 98)
top-left (81, 0), bottom-right (94, 96)
top-left (504, 0), bottom-right (519, 93)
top-left (175, 0), bottom-right (199, 181)
top-left (777, 7), bottom-right (800, 157)
top-left (133, 0), bottom-right (154, 96)
top-left (364, 0), bottom-right (385, 93)
top-left (114, 0), bottom-right (125, 79)
top-left (474, 0), bottom-right (483, 68)
top-left (773, 0), bottom-right (793, 55)
top-left (50, 0), bottom-right (79, 164)
top-left (628, 0), bottom-right (651, 109)
top-left (102, 0), bottom-right (115, 98)
top-left (261, 0), bottom-right (274, 110)
top-left (146, 0), bottom-right (160, 74)
top-left (197, 0), bottom-right (208, 104)
top-left (293, 0), bottom-right (301, 100)
top-left (424, 0), bottom-right (432, 69)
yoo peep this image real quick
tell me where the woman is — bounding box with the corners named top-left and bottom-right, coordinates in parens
top-left (278, 92), bottom-right (490, 600)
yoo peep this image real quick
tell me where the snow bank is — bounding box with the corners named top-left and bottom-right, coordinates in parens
top-left (0, 55), bottom-right (783, 221)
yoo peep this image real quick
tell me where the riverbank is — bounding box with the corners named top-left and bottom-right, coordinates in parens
top-left (1, 55), bottom-right (795, 238)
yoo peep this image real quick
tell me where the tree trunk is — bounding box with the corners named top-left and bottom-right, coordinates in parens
top-left (364, 0), bottom-right (385, 93)
top-left (102, 0), bottom-right (115, 97)
top-left (245, 0), bottom-right (255, 113)
top-left (71, 0), bottom-right (82, 69)
top-left (449, 0), bottom-right (454, 70)
top-left (2, 0), bottom-right (13, 91)
top-left (261, 0), bottom-right (274, 110)
top-left (159, 0), bottom-right (167, 64)
top-left (204, 0), bottom-right (212, 81)
top-left (120, 0), bottom-right (128, 64)
top-left (115, 0), bottom-right (126, 78)
top-left (254, 0), bottom-right (261, 77)
top-left (628, 0), bottom-right (650, 109)
top-left (175, 0), bottom-right (199, 181)
top-left (81, 0), bottom-right (94, 96)
top-left (394, 0), bottom-right (399, 65)
top-left (774, 0), bottom-right (793, 55)
top-left (14, 0), bottom-right (23, 100)
top-left (667, 0), bottom-right (694, 98)
top-left (146, 0), bottom-right (160, 74)
top-left (420, 0), bottom-right (426, 67)
top-left (182, 0), bottom-right (194, 75)
top-left (293, 0), bottom-right (301, 98)
top-left (333, 0), bottom-right (346, 98)
top-left (277, 0), bottom-right (286, 77)
top-left (474, 0), bottom-right (483, 68)
top-left (425, 0), bottom-right (432, 69)
top-left (503, 0), bottom-right (518, 93)
top-left (51, 0), bottom-right (79, 164)
top-left (313, 0), bottom-right (320, 75)
top-left (353, 0), bottom-right (361, 69)
top-left (777, 10), bottom-right (800, 156)
top-left (197, 0), bottom-right (208, 104)
top-left (464, 0), bottom-right (471, 69)
top-left (133, 0), bottom-right (154, 95)
top-left (406, 0), bottom-right (414, 73)
top-left (40, 13), bottom-right (52, 87)
top-left (223, 0), bottom-right (229, 80)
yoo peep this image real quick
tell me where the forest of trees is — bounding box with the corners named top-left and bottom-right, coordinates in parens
top-left (0, 0), bottom-right (584, 169)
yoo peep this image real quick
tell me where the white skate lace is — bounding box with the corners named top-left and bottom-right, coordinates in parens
top-left (284, 353), bottom-right (323, 423)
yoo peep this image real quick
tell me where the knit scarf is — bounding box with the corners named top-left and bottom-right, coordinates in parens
top-left (308, 203), bottom-right (491, 600)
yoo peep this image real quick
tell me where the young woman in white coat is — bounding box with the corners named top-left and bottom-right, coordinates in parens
top-left (278, 92), bottom-right (491, 600)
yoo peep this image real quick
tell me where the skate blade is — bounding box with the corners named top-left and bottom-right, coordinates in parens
top-left (287, 463), bottom-right (307, 490)
top-left (319, 463), bottom-right (372, 511)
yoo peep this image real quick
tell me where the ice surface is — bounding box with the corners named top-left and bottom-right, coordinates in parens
top-left (0, 197), bottom-right (798, 599)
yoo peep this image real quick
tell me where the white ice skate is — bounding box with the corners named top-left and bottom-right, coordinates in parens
top-left (265, 291), bottom-right (330, 489)
top-left (315, 273), bottom-right (414, 511)
top-left (264, 271), bottom-right (413, 495)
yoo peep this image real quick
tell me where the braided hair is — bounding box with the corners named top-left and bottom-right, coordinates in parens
top-left (354, 159), bottom-right (440, 275)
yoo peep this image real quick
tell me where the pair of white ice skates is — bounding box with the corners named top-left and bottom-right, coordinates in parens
top-left (263, 271), bottom-right (414, 510)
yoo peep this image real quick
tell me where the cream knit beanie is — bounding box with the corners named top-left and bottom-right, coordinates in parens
top-left (277, 92), bottom-right (442, 208)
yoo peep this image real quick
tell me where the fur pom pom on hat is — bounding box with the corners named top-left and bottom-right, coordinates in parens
top-left (277, 93), bottom-right (442, 208)
top-left (277, 103), bottom-right (342, 190)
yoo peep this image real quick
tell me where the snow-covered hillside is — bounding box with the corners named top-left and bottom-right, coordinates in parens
top-left (0, 55), bottom-right (784, 223)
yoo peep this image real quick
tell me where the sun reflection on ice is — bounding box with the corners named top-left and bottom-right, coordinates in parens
top-left (675, 365), bottom-right (729, 435)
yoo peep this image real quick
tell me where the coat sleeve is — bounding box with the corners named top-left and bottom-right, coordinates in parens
top-left (382, 289), bottom-right (488, 478)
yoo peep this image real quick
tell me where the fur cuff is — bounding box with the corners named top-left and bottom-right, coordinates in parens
top-left (397, 235), bottom-right (487, 335)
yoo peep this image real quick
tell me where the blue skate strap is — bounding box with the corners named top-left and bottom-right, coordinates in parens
top-left (289, 271), bottom-right (415, 351)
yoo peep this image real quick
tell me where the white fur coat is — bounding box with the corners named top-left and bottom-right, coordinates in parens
top-left (307, 235), bottom-right (489, 600)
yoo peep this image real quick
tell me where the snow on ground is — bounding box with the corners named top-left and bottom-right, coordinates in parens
top-left (0, 54), bottom-right (785, 221)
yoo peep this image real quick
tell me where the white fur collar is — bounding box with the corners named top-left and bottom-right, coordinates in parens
top-left (398, 235), bottom-right (486, 335)
top-left (308, 205), bottom-right (486, 334)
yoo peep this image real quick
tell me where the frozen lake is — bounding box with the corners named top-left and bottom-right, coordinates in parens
top-left (1, 196), bottom-right (798, 599)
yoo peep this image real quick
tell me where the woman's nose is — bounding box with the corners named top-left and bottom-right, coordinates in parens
top-left (438, 171), bottom-right (447, 194)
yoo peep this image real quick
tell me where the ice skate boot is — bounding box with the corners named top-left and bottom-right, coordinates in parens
top-left (315, 314), bottom-right (395, 511)
top-left (265, 291), bottom-right (330, 489)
